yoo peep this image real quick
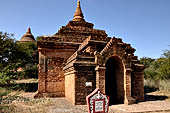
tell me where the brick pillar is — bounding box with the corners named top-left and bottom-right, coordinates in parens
top-left (34, 54), bottom-right (47, 98)
top-left (132, 72), bottom-right (144, 101)
top-left (42, 56), bottom-right (47, 93)
top-left (124, 68), bottom-right (136, 104)
top-left (95, 66), bottom-right (106, 93)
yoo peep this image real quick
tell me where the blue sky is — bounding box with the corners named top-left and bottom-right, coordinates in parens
top-left (0, 0), bottom-right (170, 59)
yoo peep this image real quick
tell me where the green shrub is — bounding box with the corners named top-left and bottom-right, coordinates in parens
top-left (19, 64), bottom-right (38, 79)
top-left (0, 32), bottom-right (38, 84)
top-left (141, 49), bottom-right (170, 80)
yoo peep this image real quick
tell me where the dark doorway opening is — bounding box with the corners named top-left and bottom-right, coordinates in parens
top-left (105, 57), bottom-right (124, 105)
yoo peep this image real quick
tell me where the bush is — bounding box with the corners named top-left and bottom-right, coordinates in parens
top-left (158, 80), bottom-right (170, 91)
top-left (20, 65), bottom-right (38, 79)
top-left (144, 79), bottom-right (170, 92)
top-left (0, 32), bottom-right (38, 84)
top-left (0, 65), bottom-right (18, 85)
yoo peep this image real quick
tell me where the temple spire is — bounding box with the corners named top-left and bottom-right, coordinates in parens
top-left (73, 0), bottom-right (85, 22)
top-left (20, 27), bottom-right (35, 42)
top-left (27, 27), bottom-right (31, 33)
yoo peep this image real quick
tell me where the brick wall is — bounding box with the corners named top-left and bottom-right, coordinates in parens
top-left (131, 72), bottom-right (144, 101)
top-left (36, 45), bottom-right (78, 98)
top-left (74, 67), bottom-right (96, 105)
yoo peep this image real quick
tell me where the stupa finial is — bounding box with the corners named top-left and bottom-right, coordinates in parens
top-left (27, 27), bottom-right (31, 33)
top-left (73, 0), bottom-right (85, 22)
top-left (20, 27), bottom-right (35, 42)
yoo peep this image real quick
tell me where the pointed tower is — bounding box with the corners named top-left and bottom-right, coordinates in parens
top-left (73, 0), bottom-right (85, 22)
top-left (20, 27), bottom-right (35, 42)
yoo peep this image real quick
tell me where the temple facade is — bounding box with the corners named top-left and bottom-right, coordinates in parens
top-left (34, 0), bottom-right (145, 105)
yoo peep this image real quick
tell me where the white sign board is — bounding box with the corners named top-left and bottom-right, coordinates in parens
top-left (86, 82), bottom-right (92, 86)
top-left (95, 100), bottom-right (104, 112)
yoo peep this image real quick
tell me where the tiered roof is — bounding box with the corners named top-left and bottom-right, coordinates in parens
top-left (20, 28), bottom-right (35, 42)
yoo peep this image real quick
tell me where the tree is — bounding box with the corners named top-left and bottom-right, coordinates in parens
top-left (140, 57), bottom-right (155, 68)
top-left (36, 36), bottom-right (43, 41)
top-left (143, 49), bottom-right (170, 80)
top-left (16, 42), bottom-right (38, 79)
top-left (0, 32), bottom-right (19, 84)
top-left (162, 49), bottom-right (170, 58)
top-left (159, 49), bottom-right (170, 79)
top-left (0, 32), bottom-right (38, 84)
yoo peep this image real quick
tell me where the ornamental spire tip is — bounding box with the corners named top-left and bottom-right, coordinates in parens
top-left (73, 0), bottom-right (85, 22)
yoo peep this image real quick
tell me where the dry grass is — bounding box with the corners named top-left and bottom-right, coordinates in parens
top-left (15, 78), bottom-right (38, 84)
top-left (0, 89), bottom-right (52, 113)
top-left (0, 79), bottom-right (44, 113)
top-left (145, 79), bottom-right (170, 91)
top-left (1, 79), bottom-right (170, 113)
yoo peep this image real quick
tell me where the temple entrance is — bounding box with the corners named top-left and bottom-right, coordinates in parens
top-left (105, 57), bottom-right (124, 105)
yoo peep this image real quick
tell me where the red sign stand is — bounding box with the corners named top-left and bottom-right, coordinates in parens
top-left (86, 88), bottom-right (109, 113)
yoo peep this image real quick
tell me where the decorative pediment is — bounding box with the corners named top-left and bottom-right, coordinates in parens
top-left (95, 37), bottom-right (137, 67)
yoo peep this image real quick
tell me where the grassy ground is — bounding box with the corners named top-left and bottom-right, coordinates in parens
top-left (0, 87), bottom-right (88, 113)
top-left (0, 88), bottom-right (52, 113)
top-left (1, 79), bottom-right (170, 113)
top-left (0, 79), bottom-right (40, 113)
top-left (145, 79), bottom-right (170, 91)
top-left (144, 79), bottom-right (170, 102)
top-left (1, 88), bottom-right (170, 113)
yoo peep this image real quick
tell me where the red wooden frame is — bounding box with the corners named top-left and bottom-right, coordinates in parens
top-left (86, 88), bottom-right (110, 113)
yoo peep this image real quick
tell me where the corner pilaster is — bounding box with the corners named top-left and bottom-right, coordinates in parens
top-left (124, 67), bottom-right (136, 104)
top-left (95, 66), bottom-right (106, 93)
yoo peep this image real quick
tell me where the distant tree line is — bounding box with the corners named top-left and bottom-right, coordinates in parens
top-left (140, 49), bottom-right (170, 80)
top-left (0, 32), bottom-right (38, 85)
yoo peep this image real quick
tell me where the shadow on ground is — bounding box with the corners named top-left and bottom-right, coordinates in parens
top-left (144, 86), bottom-right (169, 101)
top-left (144, 86), bottom-right (158, 94)
top-left (144, 95), bottom-right (168, 101)
top-left (0, 83), bottom-right (38, 92)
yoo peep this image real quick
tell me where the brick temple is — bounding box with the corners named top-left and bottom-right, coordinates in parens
top-left (34, 0), bottom-right (145, 105)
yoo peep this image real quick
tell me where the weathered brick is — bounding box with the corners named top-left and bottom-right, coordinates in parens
top-left (34, 0), bottom-right (145, 106)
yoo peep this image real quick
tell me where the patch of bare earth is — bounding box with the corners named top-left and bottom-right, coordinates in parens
top-left (15, 78), bottom-right (38, 83)
top-left (110, 90), bottom-right (170, 113)
top-left (1, 79), bottom-right (170, 113)
top-left (1, 91), bottom-right (88, 113)
top-left (2, 90), bottom-right (170, 113)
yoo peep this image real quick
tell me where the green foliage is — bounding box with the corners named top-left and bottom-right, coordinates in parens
top-left (36, 36), bottom-right (43, 41)
top-left (159, 51), bottom-right (170, 79)
top-left (0, 32), bottom-right (15, 69)
top-left (0, 32), bottom-right (19, 84)
top-left (0, 86), bottom-right (31, 113)
top-left (163, 49), bottom-right (170, 58)
top-left (140, 57), bottom-right (155, 68)
top-left (16, 42), bottom-right (38, 79)
top-left (0, 87), bottom-right (11, 98)
top-left (142, 49), bottom-right (170, 80)
top-left (0, 32), bottom-right (38, 84)
top-left (16, 42), bottom-right (38, 66)
top-left (0, 87), bottom-right (11, 113)
top-left (20, 65), bottom-right (38, 79)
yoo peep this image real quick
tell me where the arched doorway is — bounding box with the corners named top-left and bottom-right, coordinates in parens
top-left (105, 57), bottom-right (124, 105)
